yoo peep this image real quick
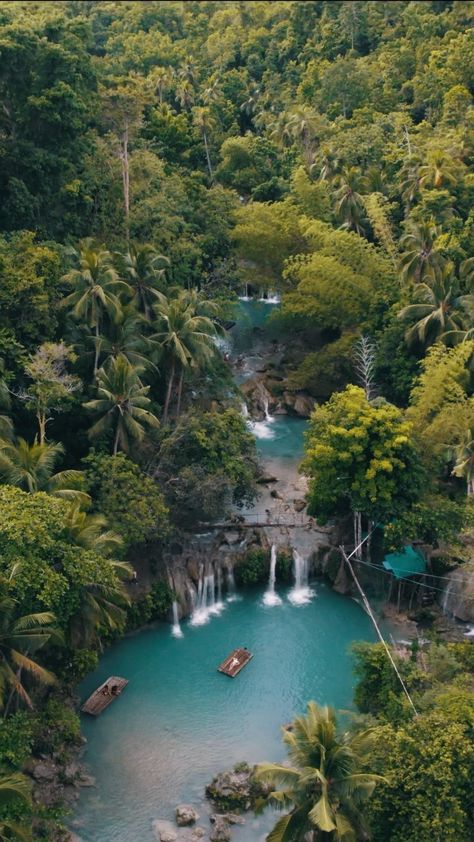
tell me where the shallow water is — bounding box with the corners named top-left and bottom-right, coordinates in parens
top-left (75, 586), bottom-right (375, 841)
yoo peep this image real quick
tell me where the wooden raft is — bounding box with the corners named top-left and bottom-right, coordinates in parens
top-left (218, 648), bottom-right (253, 678)
top-left (81, 676), bottom-right (128, 716)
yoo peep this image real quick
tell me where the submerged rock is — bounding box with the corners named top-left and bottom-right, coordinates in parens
top-left (209, 815), bottom-right (231, 842)
top-left (206, 763), bottom-right (266, 812)
top-left (176, 805), bottom-right (200, 826)
top-left (153, 821), bottom-right (206, 842)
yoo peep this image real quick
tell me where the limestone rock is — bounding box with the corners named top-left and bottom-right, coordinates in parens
top-left (77, 774), bottom-right (96, 788)
top-left (32, 762), bottom-right (56, 783)
top-left (206, 764), bottom-right (266, 812)
top-left (153, 821), bottom-right (206, 842)
top-left (256, 474), bottom-right (278, 485)
top-left (293, 393), bottom-right (316, 418)
top-left (209, 816), bottom-right (231, 842)
top-left (176, 805), bottom-right (200, 826)
top-left (153, 820), bottom-right (178, 842)
top-left (222, 531), bottom-right (241, 546)
top-left (293, 499), bottom-right (306, 513)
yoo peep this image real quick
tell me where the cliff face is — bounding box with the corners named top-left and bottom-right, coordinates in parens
top-left (442, 560), bottom-right (474, 623)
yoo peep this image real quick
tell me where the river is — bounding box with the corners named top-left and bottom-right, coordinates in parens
top-left (72, 299), bottom-right (377, 842)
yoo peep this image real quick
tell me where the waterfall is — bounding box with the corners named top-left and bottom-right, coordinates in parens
top-left (238, 283), bottom-right (251, 301)
top-left (190, 566), bottom-right (225, 625)
top-left (442, 579), bottom-right (453, 615)
top-left (171, 600), bottom-right (183, 638)
top-left (263, 545), bottom-right (282, 606)
top-left (226, 566), bottom-right (238, 602)
top-left (241, 401), bottom-right (249, 419)
top-left (263, 397), bottom-right (271, 422)
top-left (288, 549), bottom-right (314, 605)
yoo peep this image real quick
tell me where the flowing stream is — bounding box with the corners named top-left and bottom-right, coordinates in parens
top-left (74, 299), bottom-right (377, 842)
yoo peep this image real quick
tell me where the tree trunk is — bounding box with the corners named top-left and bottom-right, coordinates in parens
top-left (202, 128), bottom-right (214, 182)
top-left (176, 367), bottom-right (184, 418)
top-left (121, 124), bottom-right (130, 241)
top-left (163, 359), bottom-right (175, 423)
top-left (93, 321), bottom-right (101, 379)
top-left (113, 421), bottom-right (121, 456)
top-left (467, 475), bottom-right (474, 496)
top-left (37, 410), bottom-right (47, 445)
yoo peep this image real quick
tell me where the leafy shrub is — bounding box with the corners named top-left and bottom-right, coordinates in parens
top-left (235, 549), bottom-right (269, 585)
top-left (0, 713), bottom-right (34, 770)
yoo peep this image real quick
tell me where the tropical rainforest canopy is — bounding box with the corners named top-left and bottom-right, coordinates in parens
top-left (0, 2), bottom-right (473, 840)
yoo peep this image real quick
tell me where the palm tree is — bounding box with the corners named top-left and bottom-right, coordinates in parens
top-left (0, 591), bottom-right (58, 714)
top-left (150, 65), bottom-right (174, 105)
top-left (152, 292), bottom-right (219, 422)
top-left (175, 79), bottom-right (195, 111)
top-left (118, 243), bottom-right (169, 320)
top-left (398, 266), bottom-right (469, 349)
top-left (399, 155), bottom-right (422, 208)
top-left (100, 305), bottom-right (156, 373)
top-left (192, 106), bottom-right (216, 181)
top-left (65, 505), bottom-right (123, 556)
top-left (334, 168), bottom-right (368, 236)
top-left (61, 241), bottom-right (129, 377)
top-left (255, 702), bottom-right (383, 842)
top-left (0, 438), bottom-right (90, 506)
top-left (0, 773), bottom-right (32, 841)
top-left (84, 354), bottom-right (160, 455)
top-left (451, 426), bottom-right (474, 496)
top-left (419, 149), bottom-right (459, 190)
top-left (67, 573), bottom-right (130, 649)
top-left (399, 221), bottom-right (444, 284)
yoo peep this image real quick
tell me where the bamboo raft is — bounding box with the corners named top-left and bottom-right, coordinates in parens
top-left (218, 648), bottom-right (253, 677)
top-left (81, 676), bottom-right (128, 716)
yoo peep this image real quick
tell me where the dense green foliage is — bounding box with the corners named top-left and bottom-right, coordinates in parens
top-left (0, 1), bottom-right (472, 838)
top-left (353, 641), bottom-right (474, 841)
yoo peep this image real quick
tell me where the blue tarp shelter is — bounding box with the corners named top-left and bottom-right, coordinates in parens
top-left (383, 545), bottom-right (426, 580)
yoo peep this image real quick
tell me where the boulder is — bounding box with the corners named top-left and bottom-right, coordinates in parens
top-left (293, 499), bottom-right (306, 513)
top-left (77, 774), bottom-right (96, 788)
top-left (256, 474), bottom-right (278, 485)
top-left (176, 805), bottom-right (200, 826)
top-left (206, 764), bottom-right (267, 812)
top-left (293, 394), bottom-right (316, 418)
top-left (222, 531), bottom-right (241, 546)
top-left (209, 816), bottom-right (231, 842)
top-left (32, 762), bottom-right (56, 783)
top-left (153, 821), bottom-right (206, 842)
top-left (153, 820), bottom-right (178, 842)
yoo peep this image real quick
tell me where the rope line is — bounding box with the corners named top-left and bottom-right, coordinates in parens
top-left (341, 535), bottom-right (419, 716)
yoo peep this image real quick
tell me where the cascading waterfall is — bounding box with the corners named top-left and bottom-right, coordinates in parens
top-left (241, 401), bottom-right (249, 419)
top-left (171, 600), bottom-right (183, 638)
top-left (226, 566), bottom-right (238, 602)
top-left (190, 566), bottom-right (225, 625)
top-left (263, 397), bottom-right (271, 422)
top-left (288, 549), bottom-right (314, 605)
top-left (442, 579), bottom-right (453, 615)
top-left (263, 545), bottom-right (282, 606)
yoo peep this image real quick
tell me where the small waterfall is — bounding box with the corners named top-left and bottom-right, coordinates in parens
top-left (241, 401), bottom-right (249, 419)
top-left (238, 283), bottom-right (251, 301)
top-left (263, 545), bottom-right (282, 607)
top-left (226, 566), bottom-right (238, 602)
top-left (288, 549), bottom-right (314, 605)
top-left (190, 566), bottom-right (225, 625)
top-left (263, 397), bottom-right (272, 422)
top-left (442, 579), bottom-right (453, 615)
top-left (171, 600), bottom-right (183, 638)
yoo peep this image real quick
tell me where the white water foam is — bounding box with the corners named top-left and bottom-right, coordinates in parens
top-left (263, 545), bottom-right (282, 607)
top-left (171, 600), bottom-right (183, 638)
top-left (288, 549), bottom-right (314, 605)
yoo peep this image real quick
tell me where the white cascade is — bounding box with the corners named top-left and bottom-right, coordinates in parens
top-left (288, 549), bottom-right (314, 605)
top-left (238, 283), bottom-right (251, 301)
top-left (241, 401), bottom-right (249, 419)
top-left (171, 600), bottom-right (183, 638)
top-left (263, 397), bottom-right (272, 422)
top-left (226, 566), bottom-right (238, 602)
top-left (263, 545), bottom-right (282, 606)
top-left (190, 567), bottom-right (225, 625)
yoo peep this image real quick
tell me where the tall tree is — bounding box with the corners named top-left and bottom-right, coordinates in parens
top-left (118, 243), bottom-right (169, 320)
top-left (152, 292), bottom-right (219, 422)
top-left (399, 222), bottom-right (444, 284)
top-left (398, 266), bottom-right (471, 349)
top-left (84, 355), bottom-right (160, 455)
top-left (255, 701), bottom-right (383, 841)
top-left (61, 241), bottom-right (127, 377)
